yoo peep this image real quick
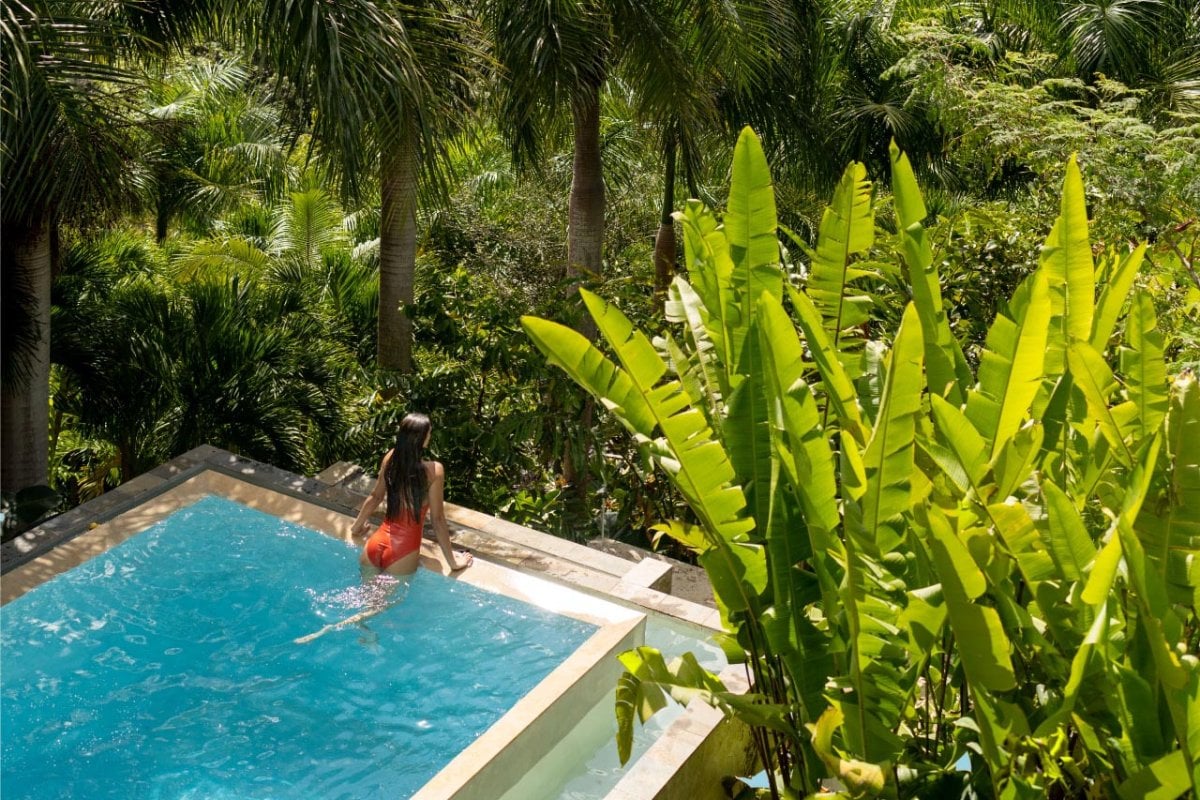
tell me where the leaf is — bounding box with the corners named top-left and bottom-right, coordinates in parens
top-left (1081, 531), bottom-right (1123, 605)
top-left (1121, 291), bottom-right (1168, 442)
top-left (1067, 340), bottom-right (1136, 466)
top-left (889, 142), bottom-right (971, 404)
top-left (925, 508), bottom-right (1017, 691)
top-left (1114, 439), bottom-right (1189, 694)
top-left (615, 646), bottom-right (796, 766)
top-left (615, 646), bottom-right (728, 765)
top-left (661, 330), bottom-right (709, 418)
top-left (929, 394), bottom-right (989, 493)
top-left (173, 237), bottom-right (273, 282)
top-left (1135, 373), bottom-right (1200, 611)
top-left (651, 520), bottom-right (713, 554)
top-left (1090, 244), bottom-right (1146, 351)
top-left (1117, 750), bottom-right (1192, 800)
top-left (521, 315), bottom-right (656, 437)
top-left (666, 276), bottom-right (729, 417)
top-left (756, 292), bottom-right (840, 723)
top-left (808, 706), bottom-right (889, 797)
top-left (725, 319), bottom-right (775, 544)
top-left (522, 301), bottom-right (763, 618)
top-left (789, 285), bottom-right (869, 446)
top-left (757, 292), bottom-right (841, 571)
top-left (964, 269), bottom-right (1052, 460)
top-left (1041, 154), bottom-right (1095, 348)
top-left (848, 303), bottom-right (924, 555)
top-left (899, 585), bottom-right (946, 655)
top-left (1062, 601), bottom-right (1108, 714)
top-left (1041, 480), bottom-right (1097, 582)
top-left (989, 421), bottom-right (1044, 501)
top-left (807, 161), bottom-right (874, 377)
top-left (1117, 664), bottom-right (1168, 762)
top-left (725, 127), bottom-right (783, 368)
top-left (986, 501), bottom-right (1057, 585)
top-left (677, 201), bottom-right (735, 381)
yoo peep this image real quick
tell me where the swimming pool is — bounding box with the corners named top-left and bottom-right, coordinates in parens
top-left (1, 494), bottom-right (606, 800)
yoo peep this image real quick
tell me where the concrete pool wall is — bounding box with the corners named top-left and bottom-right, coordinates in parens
top-left (1, 445), bottom-right (756, 800)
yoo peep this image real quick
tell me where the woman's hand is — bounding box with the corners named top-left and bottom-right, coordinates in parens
top-left (346, 518), bottom-right (368, 544)
top-left (452, 550), bottom-right (474, 571)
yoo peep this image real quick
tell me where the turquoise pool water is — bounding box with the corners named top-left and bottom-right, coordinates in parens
top-left (1, 495), bottom-right (596, 800)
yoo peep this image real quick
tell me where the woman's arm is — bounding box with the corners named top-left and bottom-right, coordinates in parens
top-left (426, 461), bottom-right (472, 571)
top-left (347, 451), bottom-right (391, 544)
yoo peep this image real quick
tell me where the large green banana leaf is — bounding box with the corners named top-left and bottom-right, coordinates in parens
top-left (756, 291), bottom-right (841, 724)
top-left (889, 142), bottom-right (971, 404)
top-left (789, 284), bottom-right (869, 446)
top-left (1041, 480), bottom-right (1097, 582)
top-left (807, 160), bottom-right (874, 378)
top-left (726, 321), bottom-right (775, 543)
top-left (1135, 373), bottom-right (1200, 611)
top-left (665, 275), bottom-right (728, 421)
top-left (847, 303), bottom-right (924, 556)
top-left (521, 299), bottom-right (765, 618)
top-left (965, 269), bottom-right (1052, 461)
top-left (1121, 291), bottom-right (1168, 443)
top-left (1091, 244), bottom-right (1147, 351)
top-left (1067, 340), bottom-right (1137, 467)
top-left (677, 199), bottom-right (736, 386)
top-left (757, 291), bottom-right (842, 585)
top-left (725, 127), bottom-right (783, 377)
top-left (924, 507), bottom-right (1017, 692)
top-left (1039, 154), bottom-right (1095, 368)
top-left (614, 646), bottom-right (798, 765)
top-left (928, 393), bottom-right (989, 495)
top-left (985, 501), bottom-right (1056, 586)
top-left (835, 305), bottom-right (922, 762)
top-left (521, 314), bottom-right (657, 436)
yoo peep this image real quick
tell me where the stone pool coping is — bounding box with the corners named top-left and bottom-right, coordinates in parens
top-left (0, 446), bottom-right (754, 800)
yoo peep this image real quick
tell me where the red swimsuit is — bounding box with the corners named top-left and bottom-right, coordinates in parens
top-left (364, 506), bottom-right (428, 570)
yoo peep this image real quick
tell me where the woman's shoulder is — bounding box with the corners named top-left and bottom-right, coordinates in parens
top-left (421, 460), bottom-right (444, 479)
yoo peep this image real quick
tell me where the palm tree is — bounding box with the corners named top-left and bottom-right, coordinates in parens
top-left (2, 3), bottom-right (138, 492)
top-left (247, 0), bottom-right (484, 372)
top-left (141, 55), bottom-right (292, 242)
top-left (484, 0), bottom-right (812, 297)
top-left (937, 0), bottom-right (1200, 112)
top-left (482, 0), bottom-right (701, 284)
top-left (649, 1), bottom-right (816, 293)
top-left (1058, 0), bottom-right (1200, 111)
top-left (53, 230), bottom-right (359, 477)
top-left (2, 0), bottom-right (222, 493)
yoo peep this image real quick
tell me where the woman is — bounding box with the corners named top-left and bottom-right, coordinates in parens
top-left (348, 412), bottom-right (473, 576)
top-left (294, 414), bottom-right (471, 644)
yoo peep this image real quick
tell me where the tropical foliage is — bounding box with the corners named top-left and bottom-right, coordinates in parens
top-left (3, 0), bottom-right (1200, 794)
top-left (524, 129), bottom-right (1200, 798)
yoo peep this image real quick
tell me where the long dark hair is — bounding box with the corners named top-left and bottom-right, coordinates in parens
top-left (385, 413), bottom-right (431, 519)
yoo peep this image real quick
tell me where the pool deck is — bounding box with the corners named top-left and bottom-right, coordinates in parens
top-left (0, 445), bottom-right (756, 800)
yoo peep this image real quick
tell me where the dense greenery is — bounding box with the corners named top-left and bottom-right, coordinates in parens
top-left (528, 129), bottom-right (1199, 798)
top-left (2, 1), bottom-right (1200, 793)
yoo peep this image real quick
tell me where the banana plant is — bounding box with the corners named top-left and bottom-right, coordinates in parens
top-left (523, 127), bottom-right (1200, 799)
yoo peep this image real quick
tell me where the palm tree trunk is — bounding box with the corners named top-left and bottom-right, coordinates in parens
top-left (568, 83), bottom-right (605, 281)
top-left (654, 129), bottom-right (678, 296)
top-left (155, 200), bottom-right (170, 244)
top-left (378, 117), bottom-right (420, 373)
top-left (683, 140), bottom-right (700, 200)
top-left (1, 219), bottom-right (52, 492)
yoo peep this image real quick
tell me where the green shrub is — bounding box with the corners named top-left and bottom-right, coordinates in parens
top-left (525, 128), bottom-right (1199, 798)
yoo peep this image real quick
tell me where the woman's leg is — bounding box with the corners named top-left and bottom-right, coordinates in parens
top-left (294, 572), bottom-right (410, 645)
